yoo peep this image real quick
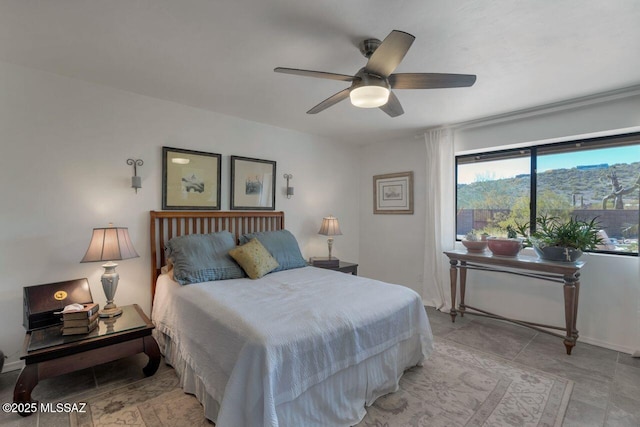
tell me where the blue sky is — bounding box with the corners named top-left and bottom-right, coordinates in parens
top-left (459, 145), bottom-right (639, 184)
top-left (538, 145), bottom-right (639, 172)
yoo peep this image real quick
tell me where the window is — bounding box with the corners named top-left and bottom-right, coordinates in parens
top-left (456, 133), bottom-right (640, 255)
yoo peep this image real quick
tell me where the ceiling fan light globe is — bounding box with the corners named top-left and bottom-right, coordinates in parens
top-left (349, 86), bottom-right (390, 108)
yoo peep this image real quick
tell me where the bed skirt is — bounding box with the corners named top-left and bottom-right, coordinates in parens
top-left (154, 329), bottom-right (425, 427)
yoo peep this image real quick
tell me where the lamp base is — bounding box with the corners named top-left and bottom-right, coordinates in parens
top-left (99, 306), bottom-right (123, 318)
top-left (100, 261), bottom-right (123, 318)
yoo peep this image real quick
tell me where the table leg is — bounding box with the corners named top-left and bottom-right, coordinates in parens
top-left (563, 274), bottom-right (577, 355)
top-left (13, 364), bottom-right (38, 416)
top-left (142, 335), bottom-right (161, 376)
top-left (449, 259), bottom-right (458, 322)
top-left (459, 261), bottom-right (467, 317)
top-left (572, 273), bottom-right (580, 341)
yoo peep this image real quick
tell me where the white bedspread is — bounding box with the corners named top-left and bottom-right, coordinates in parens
top-left (152, 266), bottom-right (433, 427)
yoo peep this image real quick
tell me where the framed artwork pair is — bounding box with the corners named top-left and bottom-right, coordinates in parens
top-left (162, 147), bottom-right (276, 210)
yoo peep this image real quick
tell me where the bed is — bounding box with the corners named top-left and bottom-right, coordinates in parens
top-left (149, 210), bottom-right (433, 427)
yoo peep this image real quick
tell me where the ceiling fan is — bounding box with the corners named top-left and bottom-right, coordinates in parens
top-left (274, 30), bottom-right (476, 117)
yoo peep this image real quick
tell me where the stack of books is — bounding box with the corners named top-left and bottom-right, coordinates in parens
top-left (61, 303), bottom-right (100, 335)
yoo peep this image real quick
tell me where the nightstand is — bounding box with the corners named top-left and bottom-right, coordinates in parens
top-left (314, 261), bottom-right (358, 275)
top-left (14, 304), bottom-right (160, 415)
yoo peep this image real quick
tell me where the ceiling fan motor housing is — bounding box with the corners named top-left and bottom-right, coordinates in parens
top-left (351, 68), bottom-right (390, 91)
top-left (359, 38), bottom-right (382, 58)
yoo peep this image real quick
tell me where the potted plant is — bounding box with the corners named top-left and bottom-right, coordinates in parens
top-left (513, 215), bottom-right (603, 262)
top-left (461, 231), bottom-right (488, 252)
top-left (485, 226), bottom-right (524, 257)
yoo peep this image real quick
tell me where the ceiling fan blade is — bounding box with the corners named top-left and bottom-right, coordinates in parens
top-left (274, 67), bottom-right (354, 82)
top-left (379, 91), bottom-right (404, 117)
top-left (390, 73), bottom-right (477, 89)
top-left (306, 88), bottom-right (351, 114)
top-left (365, 30), bottom-right (415, 77)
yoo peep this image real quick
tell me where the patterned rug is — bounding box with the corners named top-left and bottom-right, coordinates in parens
top-left (70, 339), bottom-right (572, 427)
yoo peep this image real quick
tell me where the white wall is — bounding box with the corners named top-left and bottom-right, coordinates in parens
top-left (358, 138), bottom-right (426, 294)
top-left (360, 93), bottom-right (640, 354)
top-left (637, 253), bottom-right (640, 355)
top-left (455, 94), bottom-right (640, 152)
top-left (0, 61), bottom-right (360, 371)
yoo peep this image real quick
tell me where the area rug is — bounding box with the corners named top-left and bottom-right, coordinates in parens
top-left (70, 339), bottom-right (572, 427)
top-left (357, 340), bottom-right (572, 427)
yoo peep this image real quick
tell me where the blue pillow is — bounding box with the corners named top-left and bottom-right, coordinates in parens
top-left (166, 231), bottom-right (245, 285)
top-left (239, 230), bottom-right (307, 272)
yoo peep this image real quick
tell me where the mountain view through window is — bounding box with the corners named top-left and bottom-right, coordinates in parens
top-left (456, 135), bottom-right (639, 255)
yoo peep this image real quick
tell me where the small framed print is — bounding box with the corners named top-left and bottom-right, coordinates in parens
top-left (162, 147), bottom-right (221, 210)
top-left (373, 171), bottom-right (414, 214)
top-left (230, 156), bottom-right (276, 210)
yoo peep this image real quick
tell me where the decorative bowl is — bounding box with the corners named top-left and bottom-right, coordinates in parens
top-left (534, 245), bottom-right (583, 262)
top-left (487, 237), bottom-right (523, 257)
top-left (461, 240), bottom-right (488, 253)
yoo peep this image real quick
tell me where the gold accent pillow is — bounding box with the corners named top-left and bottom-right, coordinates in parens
top-left (229, 238), bottom-right (279, 279)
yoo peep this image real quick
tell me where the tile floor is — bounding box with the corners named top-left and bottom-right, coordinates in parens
top-left (1, 307), bottom-right (639, 426)
top-left (427, 306), bottom-right (640, 427)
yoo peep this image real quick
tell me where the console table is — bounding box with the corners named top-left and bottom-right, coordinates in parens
top-left (443, 250), bottom-right (585, 355)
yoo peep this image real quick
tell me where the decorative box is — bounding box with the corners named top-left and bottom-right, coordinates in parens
top-left (23, 278), bottom-right (93, 331)
top-left (310, 257), bottom-right (340, 268)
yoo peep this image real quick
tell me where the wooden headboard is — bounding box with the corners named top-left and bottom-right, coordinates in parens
top-left (150, 210), bottom-right (285, 300)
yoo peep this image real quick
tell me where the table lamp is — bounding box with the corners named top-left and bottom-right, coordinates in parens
top-left (318, 215), bottom-right (342, 261)
top-left (81, 224), bottom-right (139, 317)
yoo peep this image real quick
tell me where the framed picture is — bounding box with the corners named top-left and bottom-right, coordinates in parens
top-left (162, 147), bottom-right (221, 210)
top-left (230, 156), bottom-right (276, 210)
top-left (373, 171), bottom-right (414, 214)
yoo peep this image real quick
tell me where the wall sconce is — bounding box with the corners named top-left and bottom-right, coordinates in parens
top-left (126, 159), bottom-right (144, 193)
top-left (283, 173), bottom-right (294, 198)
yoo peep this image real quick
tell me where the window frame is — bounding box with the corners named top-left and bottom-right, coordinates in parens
top-left (455, 132), bottom-right (640, 257)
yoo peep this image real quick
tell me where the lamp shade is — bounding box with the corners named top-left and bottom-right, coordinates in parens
top-left (318, 216), bottom-right (343, 236)
top-left (81, 226), bottom-right (139, 263)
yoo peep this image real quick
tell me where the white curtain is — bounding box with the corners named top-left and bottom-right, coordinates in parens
top-left (422, 129), bottom-right (456, 311)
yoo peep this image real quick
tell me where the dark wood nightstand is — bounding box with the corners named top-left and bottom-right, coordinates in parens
top-left (314, 261), bottom-right (358, 275)
top-left (14, 304), bottom-right (160, 415)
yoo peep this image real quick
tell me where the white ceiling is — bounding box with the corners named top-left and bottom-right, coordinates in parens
top-left (1, 1), bottom-right (639, 145)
